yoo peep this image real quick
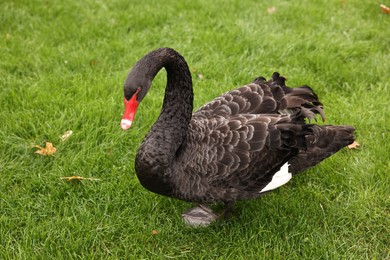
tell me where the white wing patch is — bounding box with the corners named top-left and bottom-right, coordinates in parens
top-left (260, 162), bottom-right (292, 193)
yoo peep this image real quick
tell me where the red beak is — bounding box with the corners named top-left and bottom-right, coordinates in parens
top-left (121, 90), bottom-right (140, 130)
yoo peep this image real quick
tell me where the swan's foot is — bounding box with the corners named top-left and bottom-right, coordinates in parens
top-left (182, 205), bottom-right (219, 227)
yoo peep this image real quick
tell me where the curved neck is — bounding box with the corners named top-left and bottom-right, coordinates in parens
top-left (133, 48), bottom-right (193, 193)
top-left (148, 48), bottom-right (194, 155)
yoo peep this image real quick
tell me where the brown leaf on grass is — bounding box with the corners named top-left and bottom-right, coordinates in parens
top-left (90, 59), bottom-right (99, 66)
top-left (60, 176), bottom-right (101, 182)
top-left (380, 4), bottom-right (390, 14)
top-left (347, 141), bottom-right (360, 149)
top-left (151, 230), bottom-right (159, 235)
top-left (267, 6), bottom-right (277, 14)
top-left (35, 142), bottom-right (57, 156)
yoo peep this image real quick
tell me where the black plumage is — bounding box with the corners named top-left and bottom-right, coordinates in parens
top-left (121, 47), bottom-right (355, 223)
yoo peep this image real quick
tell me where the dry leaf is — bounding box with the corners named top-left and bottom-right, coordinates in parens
top-left (60, 176), bottom-right (101, 182)
top-left (35, 142), bottom-right (57, 156)
top-left (380, 4), bottom-right (390, 14)
top-left (90, 59), bottom-right (99, 66)
top-left (267, 6), bottom-right (277, 14)
top-left (348, 141), bottom-right (360, 149)
top-left (60, 130), bottom-right (73, 141)
top-left (151, 230), bottom-right (159, 235)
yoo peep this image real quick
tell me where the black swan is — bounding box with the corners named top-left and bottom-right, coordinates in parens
top-left (120, 47), bottom-right (355, 226)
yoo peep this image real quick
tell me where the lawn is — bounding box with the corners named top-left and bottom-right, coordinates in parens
top-left (1, 0), bottom-right (389, 258)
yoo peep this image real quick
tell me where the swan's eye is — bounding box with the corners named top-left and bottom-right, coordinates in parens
top-left (135, 87), bottom-right (141, 95)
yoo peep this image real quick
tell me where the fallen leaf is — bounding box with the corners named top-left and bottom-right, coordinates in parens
top-left (151, 230), bottom-right (159, 235)
top-left (380, 4), bottom-right (390, 14)
top-left (267, 6), bottom-right (277, 14)
top-left (60, 176), bottom-right (101, 182)
top-left (60, 130), bottom-right (73, 141)
top-left (348, 141), bottom-right (360, 149)
top-left (90, 59), bottom-right (99, 66)
top-left (35, 142), bottom-right (57, 156)
top-left (197, 74), bottom-right (204, 79)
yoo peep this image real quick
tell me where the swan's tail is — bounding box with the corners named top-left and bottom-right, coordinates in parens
top-left (288, 125), bottom-right (355, 174)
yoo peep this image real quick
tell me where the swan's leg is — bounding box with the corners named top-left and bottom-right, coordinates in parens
top-left (182, 204), bottom-right (219, 227)
top-left (222, 201), bottom-right (235, 219)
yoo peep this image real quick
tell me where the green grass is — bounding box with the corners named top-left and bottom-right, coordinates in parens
top-left (1, 0), bottom-right (389, 258)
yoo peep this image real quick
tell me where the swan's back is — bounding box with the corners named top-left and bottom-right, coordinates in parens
top-left (171, 72), bottom-right (353, 204)
top-left (195, 72), bottom-right (325, 121)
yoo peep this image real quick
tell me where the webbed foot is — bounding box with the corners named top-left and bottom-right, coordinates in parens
top-left (182, 205), bottom-right (219, 227)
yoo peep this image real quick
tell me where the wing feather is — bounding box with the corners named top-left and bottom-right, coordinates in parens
top-left (172, 72), bottom-right (341, 204)
top-left (195, 72), bottom-right (325, 122)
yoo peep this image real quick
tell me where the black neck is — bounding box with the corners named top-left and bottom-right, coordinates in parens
top-left (133, 48), bottom-right (193, 195)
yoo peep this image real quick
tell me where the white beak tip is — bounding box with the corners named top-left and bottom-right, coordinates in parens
top-left (120, 119), bottom-right (132, 130)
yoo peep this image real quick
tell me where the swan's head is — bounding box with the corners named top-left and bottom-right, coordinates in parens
top-left (121, 87), bottom-right (141, 130)
top-left (121, 67), bottom-right (152, 130)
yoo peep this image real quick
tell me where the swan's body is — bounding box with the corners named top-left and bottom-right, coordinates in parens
top-left (121, 48), bottom-right (354, 226)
